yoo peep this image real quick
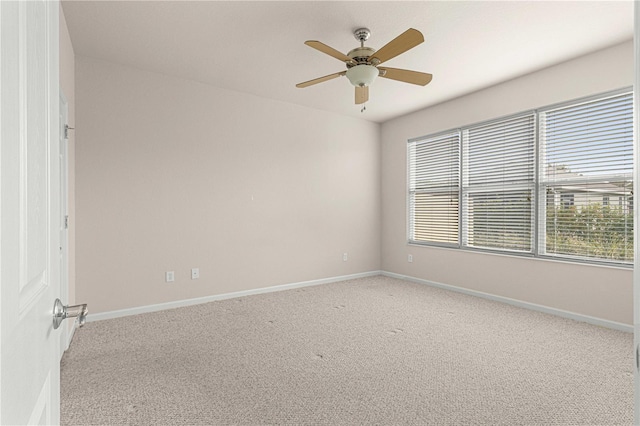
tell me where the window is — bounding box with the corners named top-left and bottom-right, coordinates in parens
top-left (408, 89), bottom-right (633, 265)
top-left (408, 132), bottom-right (460, 246)
top-left (462, 114), bottom-right (535, 252)
top-left (540, 92), bottom-right (633, 263)
top-left (560, 193), bottom-right (574, 208)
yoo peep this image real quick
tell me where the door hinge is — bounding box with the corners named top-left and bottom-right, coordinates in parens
top-left (64, 124), bottom-right (74, 139)
top-left (64, 215), bottom-right (69, 229)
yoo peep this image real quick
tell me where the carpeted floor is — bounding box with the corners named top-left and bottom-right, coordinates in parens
top-left (61, 275), bottom-right (633, 425)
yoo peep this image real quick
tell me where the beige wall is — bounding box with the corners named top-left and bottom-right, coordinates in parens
top-left (75, 57), bottom-right (381, 314)
top-left (75, 39), bottom-right (634, 325)
top-left (381, 40), bottom-right (634, 325)
top-left (60, 5), bottom-right (75, 307)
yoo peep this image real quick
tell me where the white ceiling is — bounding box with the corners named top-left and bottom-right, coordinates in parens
top-left (62, 1), bottom-right (633, 123)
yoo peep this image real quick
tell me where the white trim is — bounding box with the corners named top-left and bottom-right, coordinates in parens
top-left (382, 271), bottom-right (633, 333)
top-left (87, 271), bottom-right (382, 322)
top-left (633, 2), bottom-right (640, 424)
top-left (406, 241), bottom-right (632, 271)
top-left (85, 269), bottom-right (631, 334)
top-left (59, 90), bottom-right (69, 360)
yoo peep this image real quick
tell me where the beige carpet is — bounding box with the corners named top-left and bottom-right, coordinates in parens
top-left (61, 275), bottom-right (633, 425)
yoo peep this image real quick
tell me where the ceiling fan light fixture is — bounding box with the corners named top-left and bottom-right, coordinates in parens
top-left (346, 64), bottom-right (378, 87)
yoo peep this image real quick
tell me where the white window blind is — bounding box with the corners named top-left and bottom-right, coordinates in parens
top-left (540, 92), bottom-right (633, 263)
top-left (462, 114), bottom-right (535, 252)
top-left (408, 132), bottom-right (460, 246)
top-left (407, 88), bottom-right (632, 266)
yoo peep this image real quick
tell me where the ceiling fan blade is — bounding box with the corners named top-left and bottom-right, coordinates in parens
top-left (368, 28), bottom-right (424, 65)
top-left (379, 67), bottom-right (433, 86)
top-left (296, 71), bottom-right (346, 88)
top-left (305, 41), bottom-right (355, 65)
top-left (355, 86), bottom-right (369, 104)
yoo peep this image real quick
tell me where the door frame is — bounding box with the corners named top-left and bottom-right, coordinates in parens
top-left (60, 91), bottom-right (71, 356)
top-left (634, 2), bottom-right (639, 424)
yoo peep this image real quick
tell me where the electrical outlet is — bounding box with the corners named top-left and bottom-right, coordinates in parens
top-left (408, 254), bottom-right (413, 263)
top-left (343, 253), bottom-right (348, 261)
top-left (166, 271), bottom-right (175, 282)
top-left (191, 268), bottom-right (199, 280)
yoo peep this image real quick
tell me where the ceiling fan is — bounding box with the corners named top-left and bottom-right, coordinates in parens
top-left (296, 28), bottom-right (433, 105)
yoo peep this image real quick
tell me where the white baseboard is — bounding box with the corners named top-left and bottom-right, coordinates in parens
top-left (381, 271), bottom-right (633, 333)
top-left (86, 269), bottom-right (631, 333)
top-left (87, 270), bottom-right (382, 322)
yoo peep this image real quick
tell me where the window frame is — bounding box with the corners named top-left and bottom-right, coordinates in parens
top-left (407, 130), bottom-right (462, 248)
top-left (407, 87), bottom-right (633, 268)
top-left (537, 89), bottom-right (633, 265)
top-left (461, 112), bottom-right (537, 254)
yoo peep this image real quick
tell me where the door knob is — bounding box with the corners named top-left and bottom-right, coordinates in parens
top-left (53, 298), bottom-right (88, 329)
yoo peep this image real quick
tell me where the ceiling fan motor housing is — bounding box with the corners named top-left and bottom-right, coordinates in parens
top-left (347, 46), bottom-right (376, 65)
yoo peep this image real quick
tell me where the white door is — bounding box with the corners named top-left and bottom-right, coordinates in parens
top-left (0, 1), bottom-right (61, 424)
